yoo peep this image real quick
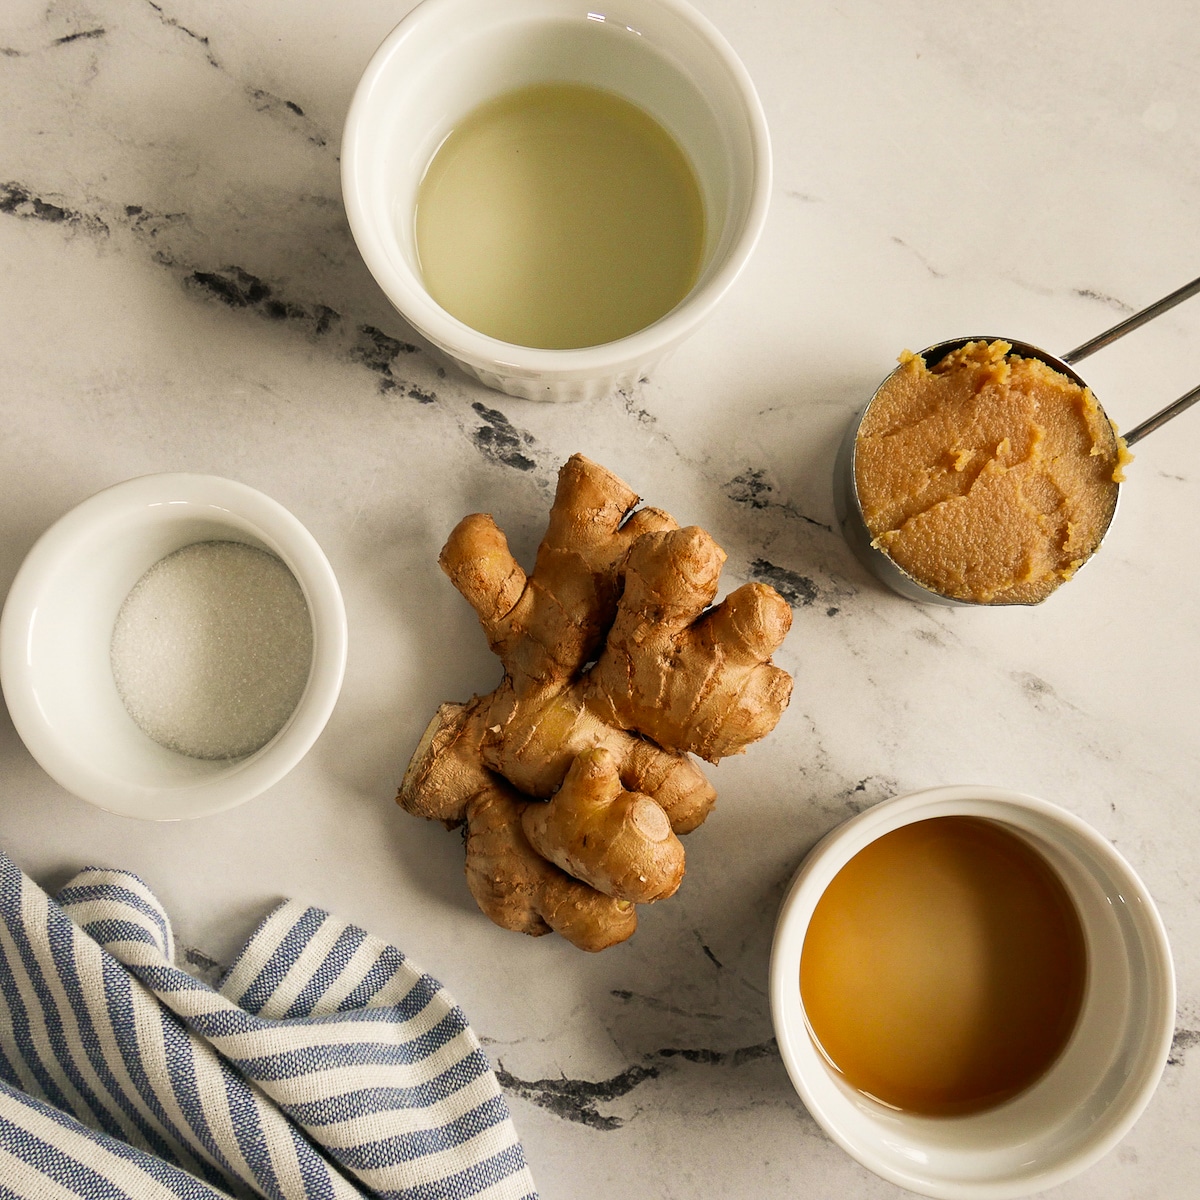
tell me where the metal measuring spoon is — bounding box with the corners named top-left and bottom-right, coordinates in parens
top-left (834, 276), bottom-right (1200, 606)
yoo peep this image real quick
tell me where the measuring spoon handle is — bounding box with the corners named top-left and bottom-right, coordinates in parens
top-left (1064, 274), bottom-right (1200, 364)
top-left (1060, 273), bottom-right (1200, 445)
top-left (1122, 382), bottom-right (1200, 447)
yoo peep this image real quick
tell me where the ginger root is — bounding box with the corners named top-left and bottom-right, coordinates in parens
top-left (464, 785), bottom-right (637, 953)
top-left (522, 747), bottom-right (685, 904)
top-left (398, 454), bottom-right (793, 950)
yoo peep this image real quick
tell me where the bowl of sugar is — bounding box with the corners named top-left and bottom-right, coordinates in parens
top-left (769, 786), bottom-right (1175, 1199)
top-left (0, 474), bottom-right (348, 820)
top-left (341, 0), bottom-right (771, 401)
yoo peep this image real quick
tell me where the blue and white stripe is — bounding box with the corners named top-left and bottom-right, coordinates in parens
top-left (0, 851), bottom-right (537, 1200)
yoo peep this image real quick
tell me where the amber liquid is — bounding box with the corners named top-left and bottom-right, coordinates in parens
top-left (414, 82), bottom-right (705, 350)
top-left (800, 817), bottom-right (1086, 1116)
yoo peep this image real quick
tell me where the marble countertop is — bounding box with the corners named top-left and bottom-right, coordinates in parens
top-left (2, 0), bottom-right (1199, 1195)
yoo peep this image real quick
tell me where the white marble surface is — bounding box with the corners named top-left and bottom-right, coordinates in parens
top-left (2, 0), bottom-right (1199, 1195)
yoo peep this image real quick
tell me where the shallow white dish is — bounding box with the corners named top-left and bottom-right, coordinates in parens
top-left (0, 474), bottom-right (347, 821)
top-left (340, 0), bottom-right (771, 401)
top-left (769, 785), bottom-right (1175, 1199)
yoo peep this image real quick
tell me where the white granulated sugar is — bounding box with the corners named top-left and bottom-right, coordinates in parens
top-left (110, 540), bottom-right (313, 760)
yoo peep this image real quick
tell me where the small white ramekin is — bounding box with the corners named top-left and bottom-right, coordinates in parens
top-left (0, 475), bottom-right (347, 821)
top-left (770, 786), bottom-right (1175, 1200)
top-left (340, 0), bottom-right (771, 402)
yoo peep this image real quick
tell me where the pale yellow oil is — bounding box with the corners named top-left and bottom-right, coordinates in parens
top-left (414, 82), bottom-right (705, 350)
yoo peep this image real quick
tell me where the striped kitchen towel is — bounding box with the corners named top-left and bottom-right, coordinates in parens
top-left (0, 849), bottom-right (537, 1199)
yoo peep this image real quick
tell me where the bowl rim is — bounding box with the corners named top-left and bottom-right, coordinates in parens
top-left (768, 784), bottom-right (1176, 1199)
top-left (0, 473), bottom-right (348, 820)
top-left (339, 0), bottom-right (773, 377)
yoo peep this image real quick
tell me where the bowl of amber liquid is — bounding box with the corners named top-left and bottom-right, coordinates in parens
top-left (769, 786), bottom-right (1174, 1199)
top-left (341, 0), bottom-right (771, 401)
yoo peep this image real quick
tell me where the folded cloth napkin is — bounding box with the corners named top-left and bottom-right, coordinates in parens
top-left (0, 850), bottom-right (538, 1200)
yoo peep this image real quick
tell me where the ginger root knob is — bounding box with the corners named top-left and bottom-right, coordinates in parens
top-left (522, 747), bottom-right (685, 904)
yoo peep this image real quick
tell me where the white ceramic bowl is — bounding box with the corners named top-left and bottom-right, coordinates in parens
top-left (341, 0), bottom-right (771, 402)
top-left (770, 786), bottom-right (1175, 1200)
top-left (0, 474), bottom-right (348, 820)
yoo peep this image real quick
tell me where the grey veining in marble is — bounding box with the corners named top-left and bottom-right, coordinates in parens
top-left (2, 0), bottom-right (1200, 1197)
